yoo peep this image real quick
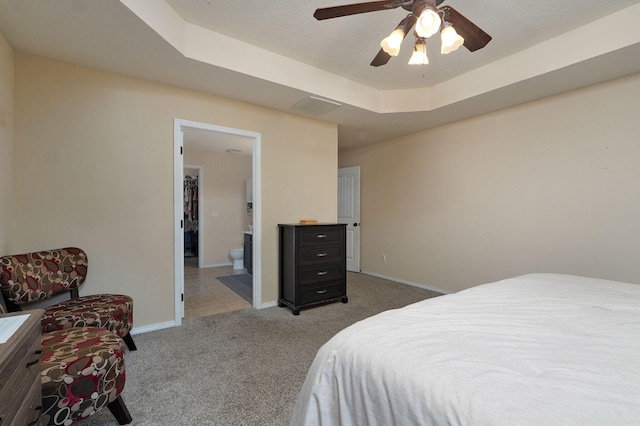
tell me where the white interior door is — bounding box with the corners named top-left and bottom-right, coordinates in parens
top-left (338, 166), bottom-right (361, 272)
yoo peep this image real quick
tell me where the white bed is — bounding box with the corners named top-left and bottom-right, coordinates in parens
top-left (291, 274), bottom-right (640, 425)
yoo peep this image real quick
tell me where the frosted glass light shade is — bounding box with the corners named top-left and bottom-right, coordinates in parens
top-left (415, 8), bottom-right (441, 38)
top-left (380, 29), bottom-right (405, 56)
top-left (441, 24), bottom-right (464, 54)
top-left (408, 40), bottom-right (429, 65)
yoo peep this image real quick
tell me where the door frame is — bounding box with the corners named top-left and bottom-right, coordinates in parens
top-left (174, 118), bottom-right (262, 326)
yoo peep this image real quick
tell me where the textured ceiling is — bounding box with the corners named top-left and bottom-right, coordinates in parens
top-left (1, 0), bottom-right (639, 151)
top-left (164, 0), bottom-right (639, 90)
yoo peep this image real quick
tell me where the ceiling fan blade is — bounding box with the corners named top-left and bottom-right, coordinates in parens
top-left (370, 14), bottom-right (416, 67)
top-left (442, 6), bottom-right (492, 52)
top-left (314, 0), bottom-right (405, 20)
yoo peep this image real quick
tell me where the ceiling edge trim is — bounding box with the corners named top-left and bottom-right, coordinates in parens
top-left (120, 0), bottom-right (186, 53)
top-left (383, 2), bottom-right (640, 113)
top-left (124, 1), bottom-right (640, 117)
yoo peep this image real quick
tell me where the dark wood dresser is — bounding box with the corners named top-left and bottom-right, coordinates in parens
top-left (278, 223), bottom-right (348, 315)
top-left (0, 309), bottom-right (43, 426)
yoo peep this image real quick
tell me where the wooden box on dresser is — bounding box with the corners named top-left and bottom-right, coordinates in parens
top-left (278, 223), bottom-right (348, 315)
top-left (0, 309), bottom-right (44, 426)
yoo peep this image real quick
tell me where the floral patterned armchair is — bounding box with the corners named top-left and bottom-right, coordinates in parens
top-left (0, 264), bottom-right (133, 425)
top-left (0, 247), bottom-right (137, 350)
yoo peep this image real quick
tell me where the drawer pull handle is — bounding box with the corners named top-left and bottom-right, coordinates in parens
top-left (26, 350), bottom-right (42, 368)
top-left (316, 253), bottom-right (328, 257)
top-left (316, 234), bottom-right (328, 238)
top-left (26, 406), bottom-right (42, 426)
top-left (316, 289), bottom-right (328, 294)
top-left (317, 271), bottom-right (328, 276)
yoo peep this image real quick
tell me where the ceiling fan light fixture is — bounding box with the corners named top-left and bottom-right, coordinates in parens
top-left (380, 28), bottom-right (405, 56)
top-left (408, 38), bottom-right (429, 65)
top-left (440, 23), bottom-right (464, 54)
top-left (415, 8), bottom-right (441, 39)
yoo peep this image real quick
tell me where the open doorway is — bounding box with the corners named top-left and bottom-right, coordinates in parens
top-left (174, 119), bottom-right (262, 326)
top-left (183, 166), bottom-right (201, 261)
top-left (181, 156), bottom-right (249, 319)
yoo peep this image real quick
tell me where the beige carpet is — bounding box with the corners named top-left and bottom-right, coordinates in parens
top-left (84, 272), bottom-right (442, 426)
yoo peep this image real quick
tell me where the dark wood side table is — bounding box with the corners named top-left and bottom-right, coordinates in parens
top-left (0, 309), bottom-right (44, 426)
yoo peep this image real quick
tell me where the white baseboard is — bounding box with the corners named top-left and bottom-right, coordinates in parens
top-left (130, 274), bottom-right (444, 335)
top-left (258, 300), bottom-right (278, 309)
top-left (131, 302), bottom-right (278, 335)
top-left (358, 270), bottom-right (451, 295)
top-left (201, 262), bottom-right (233, 268)
top-left (131, 321), bottom-right (176, 335)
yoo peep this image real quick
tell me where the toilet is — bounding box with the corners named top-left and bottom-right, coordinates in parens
top-left (229, 249), bottom-right (244, 270)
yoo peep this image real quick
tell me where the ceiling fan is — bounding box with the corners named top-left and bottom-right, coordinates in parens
top-left (313, 0), bottom-right (492, 66)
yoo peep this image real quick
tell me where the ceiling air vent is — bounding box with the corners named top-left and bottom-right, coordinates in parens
top-left (292, 96), bottom-right (341, 115)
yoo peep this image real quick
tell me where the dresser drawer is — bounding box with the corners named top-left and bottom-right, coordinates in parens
top-left (299, 282), bottom-right (344, 305)
top-left (298, 227), bottom-right (343, 246)
top-left (298, 264), bottom-right (343, 286)
top-left (12, 376), bottom-right (42, 426)
top-left (0, 311), bottom-right (43, 426)
top-left (299, 245), bottom-right (343, 265)
top-left (0, 316), bottom-right (41, 392)
top-left (0, 337), bottom-right (41, 423)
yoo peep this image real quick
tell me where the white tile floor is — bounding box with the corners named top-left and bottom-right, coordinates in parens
top-left (183, 257), bottom-right (251, 319)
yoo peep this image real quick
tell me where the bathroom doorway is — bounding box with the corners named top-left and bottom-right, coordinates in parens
top-left (174, 119), bottom-right (262, 326)
top-left (181, 156), bottom-right (250, 319)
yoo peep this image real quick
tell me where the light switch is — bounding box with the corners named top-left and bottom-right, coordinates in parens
top-left (212, 211), bottom-right (219, 217)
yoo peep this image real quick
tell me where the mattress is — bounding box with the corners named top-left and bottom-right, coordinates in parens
top-left (290, 273), bottom-right (640, 425)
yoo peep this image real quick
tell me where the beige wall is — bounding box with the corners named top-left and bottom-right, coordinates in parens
top-left (0, 34), bottom-right (13, 254)
top-left (340, 73), bottom-right (640, 293)
top-left (183, 149), bottom-right (252, 266)
top-left (13, 53), bottom-right (338, 330)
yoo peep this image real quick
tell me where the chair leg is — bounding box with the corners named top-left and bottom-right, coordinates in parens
top-left (107, 395), bottom-right (132, 425)
top-left (122, 332), bottom-right (137, 351)
top-left (2, 296), bottom-right (22, 313)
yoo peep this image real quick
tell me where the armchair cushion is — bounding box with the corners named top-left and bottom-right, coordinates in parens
top-left (42, 293), bottom-right (134, 339)
top-left (41, 327), bottom-right (128, 426)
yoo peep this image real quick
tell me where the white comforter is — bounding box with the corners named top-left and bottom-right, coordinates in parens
top-left (291, 274), bottom-right (640, 426)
